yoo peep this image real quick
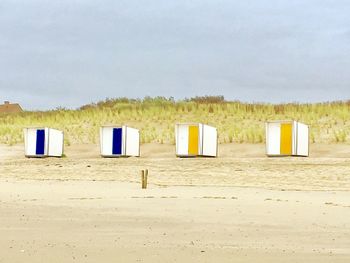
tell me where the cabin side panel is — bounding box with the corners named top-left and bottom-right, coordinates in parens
top-left (48, 129), bottom-right (64, 157)
top-left (202, 125), bottom-right (217, 157)
top-left (266, 123), bottom-right (281, 155)
top-left (176, 124), bottom-right (189, 156)
top-left (296, 123), bottom-right (309, 156)
top-left (125, 127), bottom-right (140, 157)
top-left (24, 129), bottom-right (38, 156)
top-left (101, 127), bottom-right (114, 156)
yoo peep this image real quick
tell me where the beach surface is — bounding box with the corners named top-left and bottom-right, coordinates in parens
top-left (0, 143), bottom-right (349, 262)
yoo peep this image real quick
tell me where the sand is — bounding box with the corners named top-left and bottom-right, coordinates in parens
top-left (0, 143), bottom-right (350, 262)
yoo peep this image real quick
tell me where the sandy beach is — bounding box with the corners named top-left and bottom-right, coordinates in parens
top-left (0, 143), bottom-right (350, 262)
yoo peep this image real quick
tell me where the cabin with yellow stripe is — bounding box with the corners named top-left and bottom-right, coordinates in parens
top-left (175, 123), bottom-right (218, 157)
top-left (265, 120), bottom-right (309, 157)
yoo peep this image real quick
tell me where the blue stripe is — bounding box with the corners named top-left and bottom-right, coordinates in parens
top-left (112, 128), bottom-right (122, 155)
top-left (36, 129), bottom-right (45, 155)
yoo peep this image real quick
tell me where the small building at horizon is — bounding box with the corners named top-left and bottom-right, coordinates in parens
top-left (0, 101), bottom-right (23, 113)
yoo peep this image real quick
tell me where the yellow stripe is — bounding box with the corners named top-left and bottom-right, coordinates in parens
top-left (280, 123), bottom-right (292, 155)
top-left (188, 125), bottom-right (199, 155)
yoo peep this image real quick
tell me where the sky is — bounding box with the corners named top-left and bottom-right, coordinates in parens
top-left (0, 0), bottom-right (349, 110)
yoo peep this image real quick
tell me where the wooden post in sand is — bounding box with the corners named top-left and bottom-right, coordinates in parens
top-left (141, 169), bottom-right (148, 189)
top-left (144, 169), bottom-right (148, 189)
top-left (141, 170), bottom-right (145, 189)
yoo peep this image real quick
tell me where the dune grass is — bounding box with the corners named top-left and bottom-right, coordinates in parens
top-left (0, 96), bottom-right (349, 145)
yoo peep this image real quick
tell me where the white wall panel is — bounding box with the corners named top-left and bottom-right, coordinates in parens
top-left (125, 127), bottom-right (140, 157)
top-left (202, 125), bottom-right (217, 157)
top-left (266, 123), bottom-right (281, 155)
top-left (100, 127), bottom-right (114, 156)
top-left (44, 128), bottom-right (49, 156)
top-left (296, 123), bottom-right (309, 156)
top-left (24, 128), bottom-right (38, 156)
top-left (198, 123), bottom-right (203, 155)
top-left (48, 129), bottom-right (64, 157)
top-left (176, 124), bottom-right (189, 156)
top-left (292, 121), bottom-right (297, 155)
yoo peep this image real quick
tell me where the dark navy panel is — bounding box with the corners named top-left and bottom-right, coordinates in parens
top-left (36, 129), bottom-right (45, 155)
top-left (112, 128), bottom-right (122, 155)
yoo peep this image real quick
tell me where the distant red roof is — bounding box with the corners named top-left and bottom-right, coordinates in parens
top-left (0, 101), bottom-right (23, 113)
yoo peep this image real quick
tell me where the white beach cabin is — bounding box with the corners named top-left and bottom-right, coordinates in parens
top-left (100, 125), bottom-right (140, 157)
top-left (24, 127), bottom-right (64, 157)
top-left (265, 120), bottom-right (309, 157)
top-left (175, 123), bottom-right (218, 157)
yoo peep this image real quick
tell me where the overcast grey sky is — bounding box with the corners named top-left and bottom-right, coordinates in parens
top-left (1, 0), bottom-right (349, 110)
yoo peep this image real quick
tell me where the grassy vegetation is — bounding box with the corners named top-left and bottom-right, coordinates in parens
top-left (0, 96), bottom-right (349, 145)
